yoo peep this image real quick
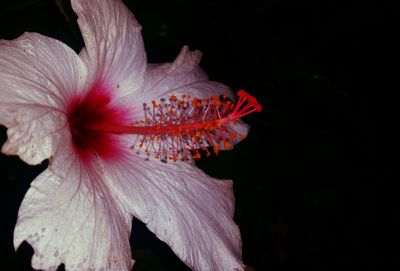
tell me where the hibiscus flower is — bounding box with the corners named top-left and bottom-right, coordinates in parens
top-left (0, 0), bottom-right (261, 270)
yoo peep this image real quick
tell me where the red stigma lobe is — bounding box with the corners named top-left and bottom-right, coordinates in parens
top-left (86, 90), bottom-right (262, 162)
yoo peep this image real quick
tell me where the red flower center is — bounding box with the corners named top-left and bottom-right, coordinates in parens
top-left (67, 83), bottom-right (127, 162)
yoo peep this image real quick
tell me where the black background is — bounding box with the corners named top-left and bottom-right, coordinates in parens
top-left (1, 0), bottom-right (382, 270)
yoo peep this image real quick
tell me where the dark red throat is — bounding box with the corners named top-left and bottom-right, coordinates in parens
top-left (67, 84), bottom-right (128, 162)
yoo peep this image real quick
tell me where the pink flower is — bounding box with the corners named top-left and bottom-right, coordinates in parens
top-left (0, 0), bottom-right (261, 270)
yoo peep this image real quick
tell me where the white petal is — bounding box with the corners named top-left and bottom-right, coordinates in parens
top-left (136, 46), bottom-right (234, 104)
top-left (0, 32), bottom-right (86, 164)
top-left (72, 0), bottom-right (146, 96)
top-left (104, 155), bottom-right (245, 271)
top-left (14, 142), bottom-right (133, 271)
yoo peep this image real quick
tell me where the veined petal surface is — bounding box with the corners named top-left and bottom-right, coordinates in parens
top-left (72, 0), bottom-right (146, 98)
top-left (0, 32), bottom-right (86, 164)
top-left (14, 140), bottom-right (133, 271)
top-left (103, 153), bottom-right (245, 271)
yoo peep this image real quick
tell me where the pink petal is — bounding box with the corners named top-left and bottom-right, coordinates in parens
top-left (126, 46), bottom-right (249, 150)
top-left (14, 141), bottom-right (133, 271)
top-left (125, 45), bottom-right (241, 131)
top-left (0, 33), bottom-right (86, 164)
top-left (72, 0), bottom-right (146, 97)
top-left (104, 154), bottom-right (245, 271)
top-left (136, 46), bottom-right (234, 104)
